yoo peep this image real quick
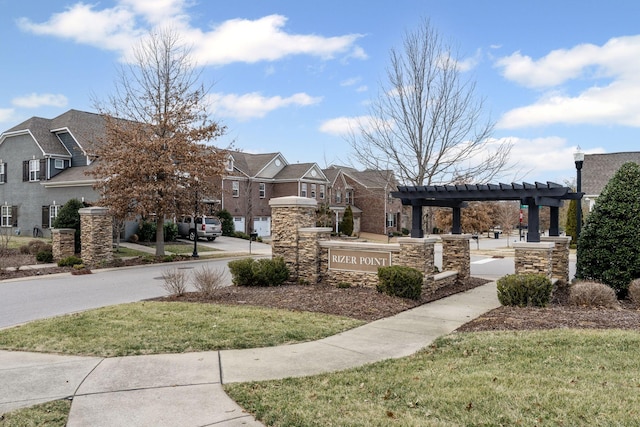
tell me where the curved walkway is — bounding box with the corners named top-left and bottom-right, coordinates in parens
top-left (0, 282), bottom-right (499, 426)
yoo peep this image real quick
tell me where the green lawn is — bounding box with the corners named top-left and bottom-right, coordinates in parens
top-left (225, 329), bottom-right (640, 426)
top-left (0, 302), bottom-right (363, 357)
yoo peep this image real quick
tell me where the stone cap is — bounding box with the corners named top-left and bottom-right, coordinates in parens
top-left (439, 234), bottom-right (474, 240)
top-left (79, 207), bottom-right (110, 216)
top-left (513, 242), bottom-right (555, 249)
top-left (51, 228), bottom-right (76, 234)
top-left (397, 237), bottom-right (440, 244)
top-left (269, 196), bottom-right (318, 208)
top-left (541, 236), bottom-right (572, 243)
top-left (298, 227), bottom-right (333, 233)
top-left (320, 240), bottom-right (401, 252)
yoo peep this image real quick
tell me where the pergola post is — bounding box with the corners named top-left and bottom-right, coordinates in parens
top-left (549, 206), bottom-right (560, 236)
top-left (526, 201), bottom-right (540, 242)
top-left (452, 206), bottom-right (462, 234)
top-left (411, 204), bottom-right (424, 238)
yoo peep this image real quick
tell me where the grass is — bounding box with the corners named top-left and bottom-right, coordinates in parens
top-left (0, 234), bottom-right (51, 250)
top-left (225, 329), bottom-right (640, 426)
top-left (0, 302), bottom-right (363, 357)
top-left (0, 400), bottom-right (70, 427)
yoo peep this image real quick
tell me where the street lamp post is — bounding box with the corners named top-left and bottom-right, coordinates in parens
top-left (573, 147), bottom-right (584, 240)
top-left (192, 187), bottom-right (199, 259)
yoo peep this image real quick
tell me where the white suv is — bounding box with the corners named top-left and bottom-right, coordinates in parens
top-left (176, 215), bottom-right (222, 241)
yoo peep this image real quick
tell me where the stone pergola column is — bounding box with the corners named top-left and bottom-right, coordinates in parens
top-left (396, 237), bottom-right (437, 279)
top-left (79, 207), bottom-right (113, 267)
top-left (51, 228), bottom-right (75, 260)
top-left (514, 241), bottom-right (554, 278)
top-left (269, 196), bottom-right (318, 282)
top-left (441, 234), bottom-right (471, 281)
top-left (297, 227), bottom-right (332, 284)
top-left (541, 236), bottom-right (572, 285)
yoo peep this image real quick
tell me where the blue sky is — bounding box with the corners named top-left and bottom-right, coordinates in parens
top-left (2, 0), bottom-right (640, 185)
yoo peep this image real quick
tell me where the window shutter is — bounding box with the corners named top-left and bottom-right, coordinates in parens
top-left (22, 161), bottom-right (28, 181)
top-left (4, 163), bottom-right (6, 183)
top-left (42, 206), bottom-right (50, 229)
top-left (11, 206), bottom-right (17, 227)
top-left (40, 159), bottom-right (47, 180)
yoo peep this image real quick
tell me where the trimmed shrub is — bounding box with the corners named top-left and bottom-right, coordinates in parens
top-left (569, 281), bottom-right (619, 309)
top-left (629, 279), bottom-right (640, 305)
top-left (192, 265), bottom-right (228, 297)
top-left (228, 257), bottom-right (290, 287)
top-left (138, 221), bottom-right (156, 242)
top-left (340, 205), bottom-right (354, 236)
top-left (36, 250), bottom-right (53, 263)
top-left (376, 265), bottom-right (423, 300)
top-left (497, 273), bottom-right (553, 307)
top-left (163, 222), bottom-right (178, 242)
top-left (161, 267), bottom-right (188, 296)
top-left (57, 255), bottom-right (83, 267)
top-left (52, 199), bottom-right (84, 253)
top-left (217, 209), bottom-right (235, 236)
top-left (576, 162), bottom-right (640, 297)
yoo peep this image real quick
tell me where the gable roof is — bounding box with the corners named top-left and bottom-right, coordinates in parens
top-left (275, 163), bottom-right (327, 181)
top-left (324, 165), bottom-right (396, 189)
top-left (582, 152), bottom-right (640, 196)
top-left (229, 151), bottom-right (283, 177)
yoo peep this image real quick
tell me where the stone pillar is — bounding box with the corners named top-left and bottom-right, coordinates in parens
top-left (79, 207), bottom-right (113, 267)
top-left (441, 234), bottom-right (471, 281)
top-left (297, 227), bottom-right (332, 284)
top-left (396, 237), bottom-right (437, 276)
top-left (269, 196), bottom-right (318, 282)
top-left (51, 228), bottom-right (75, 260)
top-left (514, 242), bottom-right (554, 278)
top-left (541, 236), bottom-right (572, 285)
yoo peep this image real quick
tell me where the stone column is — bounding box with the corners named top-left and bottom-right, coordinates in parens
top-left (297, 227), bottom-right (332, 285)
top-left (541, 236), bottom-right (572, 285)
top-left (51, 228), bottom-right (75, 260)
top-left (514, 241), bottom-right (554, 278)
top-left (269, 196), bottom-right (318, 282)
top-left (79, 207), bottom-right (113, 267)
top-left (396, 237), bottom-right (437, 289)
top-left (441, 234), bottom-right (471, 281)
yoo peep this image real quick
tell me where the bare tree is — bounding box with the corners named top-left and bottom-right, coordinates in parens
top-left (348, 19), bottom-right (511, 187)
top-left (90, 28), bottom-right (227, 256)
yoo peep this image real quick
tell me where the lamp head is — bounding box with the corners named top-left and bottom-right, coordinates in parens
top-left (573, 146), bottom-right (585, 163)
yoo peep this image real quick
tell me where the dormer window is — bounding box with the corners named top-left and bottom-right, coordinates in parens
top-left (225, 157), bottom-right (234, 172)
top-left (55, 159), bottom-right (65, 169)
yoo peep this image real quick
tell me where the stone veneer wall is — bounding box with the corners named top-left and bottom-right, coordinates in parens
top-left (441, 235), bottom-right (471, 281)
top-left (514, 242), bottom-right (554, 278)
top-left (541, 236), bottom-right (571, 285)
top-left (396, 237), bottom-right (437, 288)
top-left (51, 228), bottom-right (75, 260)
top-left (298, 227), bottom-right (332, 284)
top-left (79, 207), bottom-right (113, 267)
top-left (269, 196), bottom-right (318, 283)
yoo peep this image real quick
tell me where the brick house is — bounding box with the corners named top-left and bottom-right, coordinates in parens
top-left (0, 110), bottom-right (102, 238)
top-left (582, 152), bottom-right (640, 211)
top-left (323, 166), bottom-right (403, 235)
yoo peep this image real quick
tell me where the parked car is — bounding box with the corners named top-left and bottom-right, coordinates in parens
top-left (176, 215), bottom-right (222, 241)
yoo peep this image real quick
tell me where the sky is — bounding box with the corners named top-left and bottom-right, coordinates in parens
top-left (2, 0), bottom-right (640, 185)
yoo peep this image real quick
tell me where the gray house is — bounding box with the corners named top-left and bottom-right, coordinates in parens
top-left (0, 110), bottom-right (102, 238)
top-left (582, 152), bottom-right (640, 211)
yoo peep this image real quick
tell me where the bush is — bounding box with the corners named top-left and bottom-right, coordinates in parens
top-left (36, 250), bottom-right (53, 263)
top-left (228, 257), bottom-right (290, 287)
top-left (629, 279), bottom-right (640, 305)
top-left (336, 282), bottom-right (352, 289)
top-left (163, 222), bottom-right (178, 242)
top-left (192, 265), bottom-right (228, 297)
top-left (161, 267), bottom-right (188, 296)
top-left (52, 199), bottom-right (84, 253)
top-left (138, 221), bottom-right (156, 242)
top-left (58, 255), bottom-right (83, 267)
top-left (339, 205), bottom-right (354, 236)
top-left (27, 240), bottom-right (49, 255)
top-left (576, 162), bottom-right (640, 297)
top-left (496, 274), bottom-right (553, 307)
top-left (569, 281), bottom-right (619, 309)
top-left (376, 265), bottom-right (423, 300)
top-left (217, 209), bottom-right (235, 236)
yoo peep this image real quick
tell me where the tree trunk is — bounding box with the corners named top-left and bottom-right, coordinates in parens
top-left (155, 216), bottom-right (165, 256)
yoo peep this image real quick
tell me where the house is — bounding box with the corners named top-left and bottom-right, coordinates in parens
top-left (220, 151), bottom-right (328, 236)
top-left (0, 110), bottom-right (102, 237)
top-left (323, 166), bottom-right (404, 235)
top-left (582, 152), bottom-right (640, 211)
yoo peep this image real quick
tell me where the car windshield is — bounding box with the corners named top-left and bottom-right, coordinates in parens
top-left (204, 218), bottom-right (220, 225)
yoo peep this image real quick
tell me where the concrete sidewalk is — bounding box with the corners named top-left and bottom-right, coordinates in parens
top-left (0, 282), bottom-right (499, 426)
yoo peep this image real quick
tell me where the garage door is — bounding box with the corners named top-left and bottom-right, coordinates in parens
top-left (233, 217), bottom-right (245, 234)
top-left (253, 216), bottom-right (271, 236)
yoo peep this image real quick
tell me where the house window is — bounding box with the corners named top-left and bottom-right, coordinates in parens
top-left (319, 185), bottom-right (325, 199)
top-left (226, 157), bottom-right (234, 172)
top-left (232, 181), bottom-right (239, 197)
top-left (29, 159), bottom-right (40, 181)
top-left (259, 183), bottom-right (266, 198)
top-left (54, 159), bottom-right (65, 169)
top-left (0, 162), bottom-right (5, 183)
top-left (1, 205), bottom-right (13, 227)
top-left (387, 213), bottom-right (396, 228)
top-left (336, 191), bottom-right (342, 204)
top-left (345, 191), bottom-right (352, 204)
top-left (50, 204), bottom-right (59, 228)
top-left (301, 183), bottom-right (308, 197)
top-left (311, 184), bottom-right (316, 198)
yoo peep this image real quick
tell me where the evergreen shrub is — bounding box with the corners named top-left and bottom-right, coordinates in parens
top-left (376, 265), bottom-right (423, 300)
top-left (228, 257), bottom-right (290, 287)
top-left (58, 255), bottom-right (83, 267)
top-left (497, 273), bottom-right (553, 307)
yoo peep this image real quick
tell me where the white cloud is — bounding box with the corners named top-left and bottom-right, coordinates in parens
top-left (12, 93), bottom-right (68, 108)
top-left (210, 92), bottom-right (322, 121)
top-left (340, 77), bottom-right (361, 87)
top-left (319, 116), bottom-right (363, 135)
top-left (496, 35), bottom-right (640, 129)
top-left (18, 2), bottom-right (365, 66)
top-left (456, 48), bottom-right (482, 72)
top-left (0, 108), bottom-right (15, 123)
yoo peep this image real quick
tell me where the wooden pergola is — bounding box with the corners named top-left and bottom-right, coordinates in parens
top-left (391, 182), bottom-right (583, 242)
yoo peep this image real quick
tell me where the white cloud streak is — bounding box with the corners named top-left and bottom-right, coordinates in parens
top-left (210, 92), bottom-right (322, 121)
top-left (496, 35), bottom-right (640, 129)
top-left (12, 93), bottom-right (68, 108)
